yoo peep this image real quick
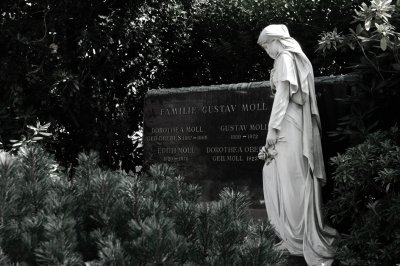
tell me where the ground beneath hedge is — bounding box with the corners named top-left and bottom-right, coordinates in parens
top-left (287, 256), bottom-right (307, 266)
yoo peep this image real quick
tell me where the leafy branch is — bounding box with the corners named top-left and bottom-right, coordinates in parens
top-left (8, 122), bottom-right (52, 151)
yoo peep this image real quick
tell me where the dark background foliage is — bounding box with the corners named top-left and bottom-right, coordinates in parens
top-left (0, 0), bottom-right (191, 171)
top-left (1, 0), bottom-right (364, 171)
top-left (317, 0), bottom-right (400, 143)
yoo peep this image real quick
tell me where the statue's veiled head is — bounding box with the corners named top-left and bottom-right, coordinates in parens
top-left (257, 24), bottom-right (305, 60)
top-left (257, 24), bottom-right (290, 59)
top-left (257, 24), bottom-right (291, 46)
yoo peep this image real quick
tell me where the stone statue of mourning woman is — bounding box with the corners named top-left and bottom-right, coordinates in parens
top-left (258, 24), bottom-right (338, 266)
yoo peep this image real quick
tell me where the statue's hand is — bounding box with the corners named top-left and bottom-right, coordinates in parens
top-left (266, 128), bottom-right (278, 146)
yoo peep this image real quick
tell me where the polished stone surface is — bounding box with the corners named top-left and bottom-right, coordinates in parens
top-left (144, 81), bottom-right (273, 202)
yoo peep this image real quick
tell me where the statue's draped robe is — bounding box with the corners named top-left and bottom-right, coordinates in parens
top-left (263, 51), bottom-right (338, 266)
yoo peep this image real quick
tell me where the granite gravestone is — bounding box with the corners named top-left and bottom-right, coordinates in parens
top-left (143, 75), bottom-right (358, 203)
top-left (143, 81), bottom-right (273, 202)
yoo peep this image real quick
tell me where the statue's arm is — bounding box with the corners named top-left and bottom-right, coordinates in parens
top-left (266, 81), bottom-right (289, 146)
top-left (268, 81), bottom-right (290, 131)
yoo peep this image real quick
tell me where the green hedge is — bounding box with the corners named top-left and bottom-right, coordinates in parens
top-left (0, 145), bottom-right (286, 265)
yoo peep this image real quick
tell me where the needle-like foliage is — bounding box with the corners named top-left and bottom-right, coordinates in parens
top-left (0, 145), bottom-right (286, 265)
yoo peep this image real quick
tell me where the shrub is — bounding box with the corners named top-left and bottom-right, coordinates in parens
top-left (0, 145), bottom-right (286, 265)
top-left (317, 0), bottom-right (400, 142)
top-left (327, 126), bottom-right (400, 265)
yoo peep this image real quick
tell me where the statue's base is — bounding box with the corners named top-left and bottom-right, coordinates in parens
top-left (286, 256), bottom-right (339, 266)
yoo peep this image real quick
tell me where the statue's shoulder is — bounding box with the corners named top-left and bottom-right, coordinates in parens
top-left (274, 51), bottom-right (294, 69)
top-left (277, 51), bottom-right (294, 61)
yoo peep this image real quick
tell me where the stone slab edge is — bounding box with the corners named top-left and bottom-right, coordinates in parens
top-left (146, 74), bottom-right (360, 96)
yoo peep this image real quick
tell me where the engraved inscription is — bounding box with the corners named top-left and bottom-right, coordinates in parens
top-left (160, 106), bottom-right (196, 116)
top-left (157, 102), bottom-right (270, 117)
top-left (158, 146), bottom-right (195, 154)
top-left (220, 123), bottom-right (268, 132)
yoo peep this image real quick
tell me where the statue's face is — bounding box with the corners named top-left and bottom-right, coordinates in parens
top-left (261, 39), bottom-right (281, 59)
